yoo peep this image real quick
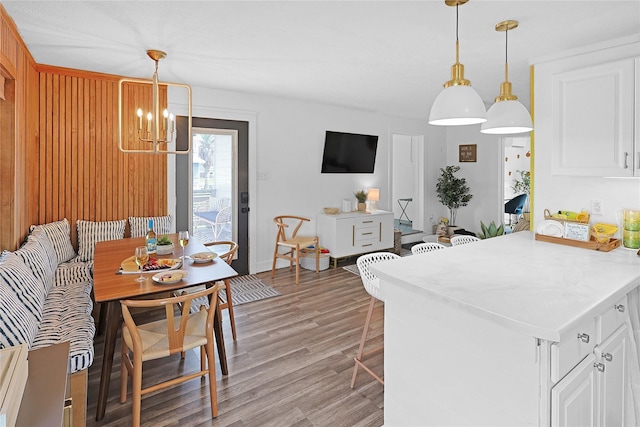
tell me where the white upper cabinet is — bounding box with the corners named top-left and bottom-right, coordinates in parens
top-left (535, 38), bottom-right (640, 177)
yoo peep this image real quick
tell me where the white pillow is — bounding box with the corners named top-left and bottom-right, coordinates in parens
top-left (76, 219), bottom-right (126, 262)
top-left (128, 215), bottom-right (173, 238)
top-left (30, 218), bottom-right (76, 264)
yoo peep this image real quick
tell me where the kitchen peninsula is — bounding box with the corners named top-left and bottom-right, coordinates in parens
top-left (372, 231), bottom-right (640, 426)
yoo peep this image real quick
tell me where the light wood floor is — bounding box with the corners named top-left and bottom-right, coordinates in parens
top-left (86, 262), bottom-right (384, 427)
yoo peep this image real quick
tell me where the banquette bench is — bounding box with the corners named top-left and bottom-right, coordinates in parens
top-left (0, 215), bottom-right (172, 426)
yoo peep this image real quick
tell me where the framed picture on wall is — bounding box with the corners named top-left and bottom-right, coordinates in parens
top-left (459, 144), bottom-right (477, 162)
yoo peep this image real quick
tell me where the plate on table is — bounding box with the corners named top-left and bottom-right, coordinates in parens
top-left (190, 252), bottom-right (218, 263)
top-left (152, 270), bottom-right (188, 285)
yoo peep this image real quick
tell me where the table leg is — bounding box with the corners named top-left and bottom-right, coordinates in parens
top-left (95, 301), bottom-right (119, 421)
top-left (214, 293), bottom-right (228, 375)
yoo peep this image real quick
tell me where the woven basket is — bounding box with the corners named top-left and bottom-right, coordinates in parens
top-left (299, 249), bottom-right (330, 271)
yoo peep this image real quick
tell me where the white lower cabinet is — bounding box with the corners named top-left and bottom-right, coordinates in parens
top-left (316, 210), bottom-right (394, 261)
top-left (551, 298), bottom-right (629, 427)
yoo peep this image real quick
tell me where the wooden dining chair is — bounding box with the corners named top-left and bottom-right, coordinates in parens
top-left (120, 284), bottom-right (221, 427)
top-left (173, 241), bottom-right (239, 341)
top-left (271, 215), bottom-right (319, 285)
top-left (204, 240), bottom-right (238, 340)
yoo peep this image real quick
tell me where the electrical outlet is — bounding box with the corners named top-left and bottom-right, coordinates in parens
top-left (591, 199), bottom-right (603, 216)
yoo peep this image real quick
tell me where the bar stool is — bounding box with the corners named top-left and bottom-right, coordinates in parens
top-left (350, 252), bottom-right (401, 388)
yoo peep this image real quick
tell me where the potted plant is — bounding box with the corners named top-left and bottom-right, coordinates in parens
top-left (354, 190), bottom-right (368, 212)
top-left (512, 170), bottom-right (531, 219)
top-left (478, 221), bottom-right (505, 239)
top-left (156, 234), bottom-right (174, 255)
top-left (435, 165), bottom-right (473, 229)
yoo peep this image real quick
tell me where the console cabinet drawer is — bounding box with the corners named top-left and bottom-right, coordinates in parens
top-left (317, 211), bottom-right (393, 259)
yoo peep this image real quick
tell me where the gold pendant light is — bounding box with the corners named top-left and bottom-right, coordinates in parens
top-left (429, 0), bottom-right (487, 126)
top-left (481, 20), bottom-right (533, 134)
top-left (118, 50), bottom-right (193, 154)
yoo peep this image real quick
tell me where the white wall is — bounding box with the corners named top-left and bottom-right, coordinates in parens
top-left (444, 125), bottom-right (504, 235)
top-left (182, 86), bottom-right (444, 273)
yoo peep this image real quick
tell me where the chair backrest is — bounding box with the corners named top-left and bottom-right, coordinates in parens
top-left (129, 215), bottom-right (173, 238)
top-left (204, 240), bottom-right (238, 265)
top-left (450, 235), bottom-right (480, 246)
top-left (504, 194), bottom-right (528, 215)
top-left (273, 215), bottom-right (311, 243)
top-left (411, 242), bottom-right (446, 255)
top-left (356, 252), bottom-right (401, 302)
top-left (120, 284), bottom-right (220, 356)
top-left (213, 207), bottom-right (232, 240)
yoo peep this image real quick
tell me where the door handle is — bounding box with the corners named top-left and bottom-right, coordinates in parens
top-left (241, 207), bottom-right (250, 213)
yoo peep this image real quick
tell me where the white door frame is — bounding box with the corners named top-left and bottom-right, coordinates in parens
top-left (389, 132), bottom-right (425, 235)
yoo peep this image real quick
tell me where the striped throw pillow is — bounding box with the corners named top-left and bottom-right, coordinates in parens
top-left (30, 218), bottom-right (76, 264)
top-left (0, 251), bottom-right (46, 322)
top-left (129, 215), bottom-right (173, 238)
top-left (76, 219), bottom-right (126, 262)
top-left (15, 235), bottom-right (56, 294)
top-left (0, 281), bottom-right (39, 349)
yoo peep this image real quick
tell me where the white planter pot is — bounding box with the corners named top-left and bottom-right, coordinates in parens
top-left (156, 243), bottom-right (174, 255)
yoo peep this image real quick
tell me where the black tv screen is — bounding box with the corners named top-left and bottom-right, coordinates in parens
top-left (321, 131), bottom-right (378, 173)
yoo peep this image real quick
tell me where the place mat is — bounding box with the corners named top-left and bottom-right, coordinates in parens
top-left (118, 256), bottom-right (182, 274)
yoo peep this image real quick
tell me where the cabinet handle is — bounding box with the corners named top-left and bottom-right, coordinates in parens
top-left (594, 362), bottom-right (605, 372)
top-left (603, 352), bottom-right (613, 362)
top-left (624, 152), bottom-right (629, 169)
top-left (615, 304), bottom-right (626, 313)
top-left (362, 232), bottom-right (373, 236)
top-left (577, 333), bottom-right (590, 343)
top-left (362, 220), bottom-right (373, 224)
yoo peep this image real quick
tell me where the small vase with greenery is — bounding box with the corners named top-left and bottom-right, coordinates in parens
top-left (354, 190), bottom-right (368, 212)
top-left (435, 165), bottom-right (473, 226)
top-left (156, 234), bottom-right (174, 255)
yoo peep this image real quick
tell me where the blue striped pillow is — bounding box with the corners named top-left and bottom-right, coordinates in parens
top-left (0, 282), bottom-right (39, 348)
top-left (0, 251), bottom-right (47, 322)
top-left (30, 218), bottom-right (76, 264)
top-left (27, 228), bottom-right (58, 275)
top-left (129, 215), bottom-right (173, 238)
top-left (76, 219), bottom-right (126, 262)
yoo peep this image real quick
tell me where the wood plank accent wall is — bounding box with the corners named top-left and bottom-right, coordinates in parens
top-left (1, 4), bottom-right (168, 250)
top-left (36, 67), bottom-right (168, 248)
top-left (0, 5), bottom-right (39, 251)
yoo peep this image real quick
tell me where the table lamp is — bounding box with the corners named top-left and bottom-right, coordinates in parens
top-left (367, 188), bottom-right (379, 212)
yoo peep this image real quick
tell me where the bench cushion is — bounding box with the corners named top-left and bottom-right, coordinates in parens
top-left (32, 262), bottom-right (95, 373)
top-left (76, 219), bottom-right (126, 262)
top-left (129, 215), bottom-right (173, 238)
top-left (30, 218), bottom-right (76, 264)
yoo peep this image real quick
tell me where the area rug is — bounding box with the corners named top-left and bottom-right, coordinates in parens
top-left (343, 264), bottom-right (361, 276)
top-left (219, 274), bottom-right (281, 306)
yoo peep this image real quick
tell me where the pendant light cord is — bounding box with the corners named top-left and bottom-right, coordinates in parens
top-left (456, 4), bottom-right (459, 42)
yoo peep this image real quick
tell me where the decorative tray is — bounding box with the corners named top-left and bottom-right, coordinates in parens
top-left (534, 233), bottom-right (621, 252)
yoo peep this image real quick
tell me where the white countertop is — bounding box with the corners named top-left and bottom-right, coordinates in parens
top-left (371, 231), bottom-right (640, 342)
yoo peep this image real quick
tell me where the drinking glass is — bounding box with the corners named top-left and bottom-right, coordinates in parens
top-left (178, 230), bottom-right (189, 261)
top-left (134, 246), bottom-right (149, 283)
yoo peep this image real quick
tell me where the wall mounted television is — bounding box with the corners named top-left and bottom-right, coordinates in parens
top-left (321, 131), bottom-right (378, 173)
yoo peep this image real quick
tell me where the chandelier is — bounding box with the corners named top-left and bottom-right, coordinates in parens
top-left (118, 50), bottom-right (192, 154)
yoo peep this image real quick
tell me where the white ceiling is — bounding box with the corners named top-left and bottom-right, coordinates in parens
top-left (3, 0), bottom-right (640, 120)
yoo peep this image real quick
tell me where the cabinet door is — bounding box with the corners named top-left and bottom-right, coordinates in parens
top-left (551, 58), bottom-right (635, 176)
top-left (551, 353), bottom-right (597, 427)
top-left (596, 324), bottom-right (628, 427)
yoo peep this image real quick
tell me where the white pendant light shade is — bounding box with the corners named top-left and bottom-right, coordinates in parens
top-left (429, 85), bottom-right (487, 126)
top-left (481, 20), bottom-right (533, 135)
top-left (480, 99), bottom-right (532, 134)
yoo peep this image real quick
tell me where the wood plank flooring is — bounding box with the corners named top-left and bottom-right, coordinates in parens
top-left (86, 263), bottom-right (384, 427)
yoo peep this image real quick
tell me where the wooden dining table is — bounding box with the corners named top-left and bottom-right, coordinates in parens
top-left (92, 234), bottom-right (238, 421)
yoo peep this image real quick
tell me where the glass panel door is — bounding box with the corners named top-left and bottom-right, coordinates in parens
top-left (191, 128), bottom-right (237, 244)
